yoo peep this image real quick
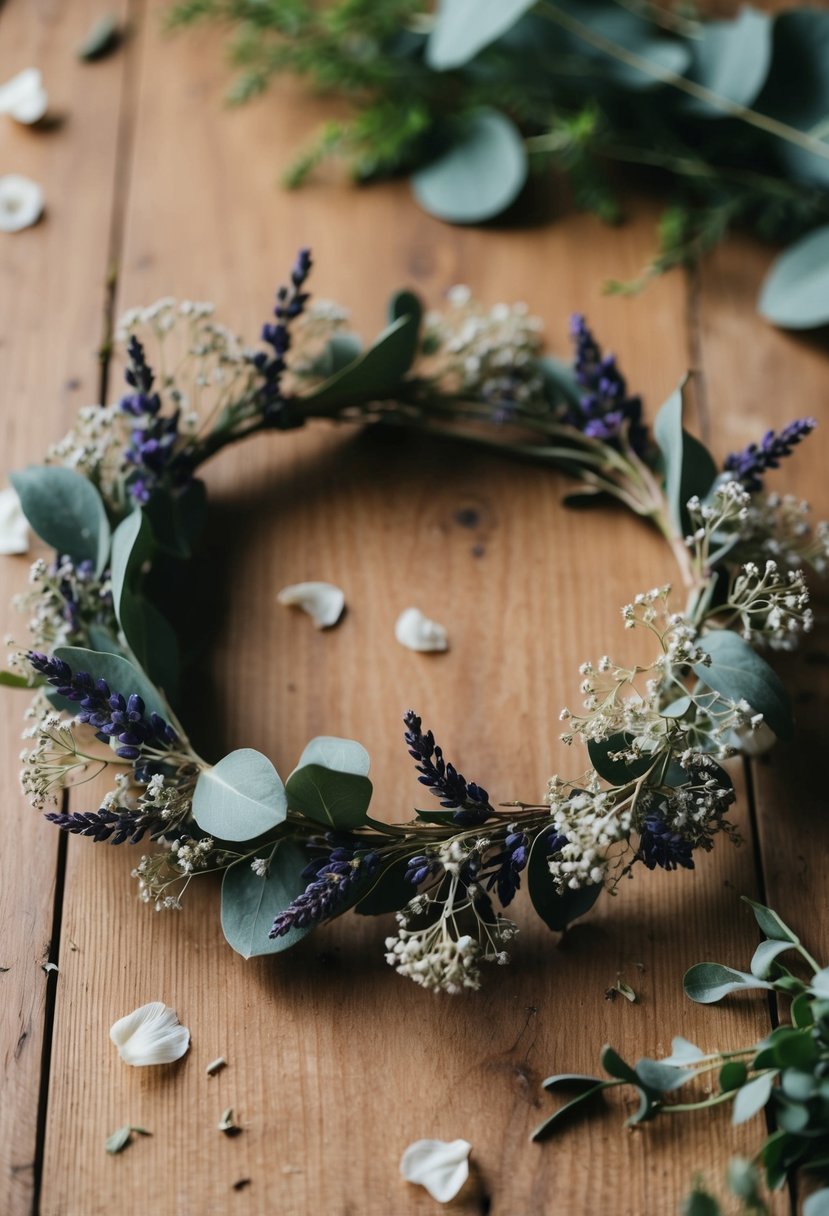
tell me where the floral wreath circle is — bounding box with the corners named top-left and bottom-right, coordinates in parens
top-left (6, 250), bottom-right (824, 994)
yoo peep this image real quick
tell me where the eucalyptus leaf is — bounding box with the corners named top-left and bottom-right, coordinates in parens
top-left (742, 897), bottom-right (799, 944)
top-left (538, 355), bottom-right (582, 411)
top-left (221, 841), bottom-right (311, 958)
top-left (10, 466), bottom-right (110, 574)
top-left (751, 938), bottom-right (796, 979)
top-left (719, 1061), bottom-right (748, 1092)
top-left (303, 312), bottom-right (420, 410)
top-left (193, 749), bottom-right (287, 841)
top-left (758, 226), bottom-right (829, 330)
top-left (295, 735), bottom-right (370, 777)
top-left (105, 1125), bottom-right (133, 1155)
top-left (732, 1071), bottom-right (775, 1125)
top-left (53, 645), bottom-right (167, 720)
top-left (682, 1190), bottom-right (720, 1216)
top-left (661, 1036), bottom-right (705, 1065)
top-left (682, 8), bottom-right (772, 117)
top-left (109, 510), bottom-right (180, 695)
top-left (587, 732), bottom-right (653, 785)
top-left (411, 108), bottom-right (528, 224)
top-left (634, 1058), bottom-right (690, 1092)
top-left (86, 625), bottom-right (126, 657)
top-left (693, 631), bottom-right (793, 741)
top-left (426, 0), bottom-right (536, 70)
top-left (653, 385), bottom-right (717, 535)
top-left (556, 1), bottom-right (691, 90)
top-left (804, 1188), bottom-right (829, 1216)
top-left (684, 962), bottom-right (772, 1004)
top-left (810, 968), bottom-right (829, 1000)
top-left (285, 764), bottom-right (372, 829)
top-left (527, 830), bottom-right (601, 931)
top-left (531, 1081), bottom-right (608, 1142)
top-left (756, 11), bottom-right (829, 189)
top-left (305, 333), bottom-right (364, 381)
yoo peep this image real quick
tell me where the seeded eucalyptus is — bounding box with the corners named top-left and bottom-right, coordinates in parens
top-left (4, 251), bottom-right (827, 992)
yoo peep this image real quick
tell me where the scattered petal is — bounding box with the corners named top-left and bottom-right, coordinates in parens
top-left (206, 1056), bottom-right (226, 1076)
top-left (0, 175), bottom-right (44, 232)
top-left (277, 580), bottom-right (345, 629)
top-left (218, 1107), bottom-right (241, 1135)
top-left (400, 1138), bottom-right (471, 1203)
top-left (42, 962), bottom-right (59, 975)
top-left (106, 1125), bottom-right (151, 1155)
top-left (0, 69), bottom-right (48, 124)
top-left (395, 607), bottom-right (449, 653)
top-left (0, 487), bottom-right (29, 554)
top-left (110, 1001), bottom-right (190, 1066)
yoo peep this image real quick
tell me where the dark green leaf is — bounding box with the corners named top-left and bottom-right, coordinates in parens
top-left (286, 764), bottom-right (372, 829)
top-left (684, 962), bottom-right (772, 1004)
top-left (587, 732), bottom-right (653, 785)
top-left (193, 749), bottom-right (287, 841)
top-left (77, 13), bottom-right (120, 61)
top-left (756, 12), bottom-right (829, 189)
top-left (527, 830), bottom-right (601, 931)
top-left (653, 385), bottom-right (717, 535)
top-left (530, 1081), bottom-right (608, 1142)
top-left (411, 108), bottom-right (527, 224)
top-left (303, 313), bottom-right (420, 410)
top-left (791, 992), bottom-right (815, 1029)
top-left (759, 227), bottom-right (829, 330)
top-left (742, 897), bottom-right (799, 944)
top-left (53, 645), bottom-right (167, 720)
top-left (680, 1188), bottom-right (720, 1216)
top-left (732, 1071), bottom-right (775, 1124)
top-left (426, 0), bottom-right (536, 70)
top-left (542, 1073), bottom-right (603, 1091)
top-left (354, 856), bottom-right (413, 916)
top-left (110, 509), bottom-right (179, 695)
top-left (693, 631), bottom-right (793, 741)
top-left (601, 1045), bottom-right (641, 1086)
top-left (10, 466), bottom-right (110, 574)
top-left (221, 841), bottom-right (311, 958)
top-left (719, 1060), bottom-right (748, 1092)
top-left (142, 480), bottom-right (207, 559)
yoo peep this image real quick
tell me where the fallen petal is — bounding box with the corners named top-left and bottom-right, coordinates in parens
top-left (0, 487), bottom-right (29, 554)
top-left (400, 1138), bottom-right (471, 1203)
top-left (0, 69), bottom-right (48, 124)
top-left (395, 607), bottom-right (448, 653)
top-left (277, 581), bottom-right (344, 629)
top-left (0, 175), bottom-right (44, 232)
top-left (110, 1001), bottom-right (190, 1066)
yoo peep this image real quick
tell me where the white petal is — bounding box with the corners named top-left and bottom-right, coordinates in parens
top-left (0, 487), bottom-right (29, 554)
top-left (731, 720), bottom-right (776, 757)
top-left (0, 175), bottom-right (44, 232)
top-left (277, 581), bottom-right (345, 629)
top-left (395, 607), bottom-right (448, 653)
top-left (0, 69), bottom-right (48, 124)
top-left (110, 1001), bottom-right (190, 1066)
top-left (400, 1138), bottom-right (471, 1203)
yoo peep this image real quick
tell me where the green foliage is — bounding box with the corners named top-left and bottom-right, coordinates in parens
top-left (53, 645), bottom-right (168, 720)
top-left (693, 631), bottom-right (793, 742)
top-left (168, 0), bottom-right (829, 324)
top-left (653, 385), bottom-right (717, 536)
top-left (537, 898), bottom-right (829, 1202)
top-left (10, 465), bottom-right (111, 575)
top-left (759, 226), bottom-right (829, 329)
top-left (526, 830), bottom-right (602, 932)
top-left (192, 748), bottom-right (288, 841)
top-left (221, 840), bottom-right (311, 957)
top-left (110, 509), bottom-right (180, 696)
top-left (284, 734), bottom-right (373, 828)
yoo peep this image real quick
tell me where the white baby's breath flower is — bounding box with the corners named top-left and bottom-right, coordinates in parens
top-left (395, 607), bottom-right (448, 653)
top-left (0, 487), bottom-right (29, 554)
top-left (0, 175), bottom-right (43, 232)
top-left (0, 68), bottom-right (48, 124)
top-left (277, 581), bottom-right (345, 629)
top-left (400, 1138), bottom-right (471, 1203)
top-left (110, 1001), bottom-right (190, 1066)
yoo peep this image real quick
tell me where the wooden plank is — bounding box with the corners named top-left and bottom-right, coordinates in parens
top-left (40, 6), bottom-right (782, 1215)
top-left (0, 3), bottom-right (129, 1212)
top-left (696, 236), bottom-right (829, 1211)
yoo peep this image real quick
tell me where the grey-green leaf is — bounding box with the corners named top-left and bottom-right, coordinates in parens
top-left (221, 842), bottom-right (311, 958)
top-left (634, 1058), bottom-right (691, 1092)
top-left (303, 312), bottom-right (420, 410)
top-left (10, 466), bottom-right (110, 575)
top-left (742, 897), bottom-right (799, 944)
top-left (682, 9), bottom-right (772, 117)
top-left (684, 962), bottom-right (772, 1004)
top-left (804, 1188), bottom-right (829, 1216)
top-left (751, 939), bottom-right (796, 979)
top-left (758, 226), bottom-right (829, 330)
top-left (193, 749), bottom-right (287, 842)
top-left (661, 1036), bottom-right (705, 1065)
top-left (809, 967), bottom-right (829, 999)
top-left (693, 631), bottom-right (793, 741)
top-left (732, 1071), bottom-right (775, 1124)
top-left (295, 736), bottom-right (370, 777)
top-left (426, 0), bottom-right (536, 70)
top-left (653, 385), bottom-right (717, 535)
top-left (53, 645), bottom-right (167, 720)
top-left (105, 1125), bottom-right (132, 1155)
top-left (411, 108), bottom-right (528, 224)
top-left (285, 764), bottom-right (372, 829)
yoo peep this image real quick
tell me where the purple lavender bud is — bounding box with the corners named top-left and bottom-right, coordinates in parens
top-left (636, 815), bottom-right (695, 872)
top-left (566, 315), bottom-right (648, 459)
top-left (724, 417), bottom-right (817, 491)
top-left (403, 710), bottom-right (493, 824)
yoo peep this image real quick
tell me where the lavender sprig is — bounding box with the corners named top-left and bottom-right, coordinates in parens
top-left (403, 710), bottom-right (493, 826)
top-left (251, 247), bottom-right (313, 425)
top-left (118, 334), bottom-right (187, 505)
top-left (636, 815), bottom-right (695, 872)
top-left (44, 806), bottom-right (163, 845)
top-left (269, 838), bottom-right (379, 937)
top-left (26, 652), bottom-right (177, 761)
top-left (567, 314), bottom-right (648, 459)
top-left (724, 418), bottom-right (817, 491)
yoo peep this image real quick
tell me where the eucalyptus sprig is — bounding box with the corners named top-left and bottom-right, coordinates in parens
top-left (534, 898), bottom-right (829, 1210)
top-left (168, 0), bottom-right (829, 329)
top-left (3, 251), bottom-right (826, 992)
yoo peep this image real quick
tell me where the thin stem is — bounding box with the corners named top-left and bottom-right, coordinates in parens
top-left (537, 1), bottom-right (829, 166)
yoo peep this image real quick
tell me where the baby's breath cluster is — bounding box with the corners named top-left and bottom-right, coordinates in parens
top-left (4, 261), bottom-right (826, 993)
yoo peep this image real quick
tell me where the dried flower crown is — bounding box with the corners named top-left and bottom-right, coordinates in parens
top-left (4, 250), bottom-right (825, 993)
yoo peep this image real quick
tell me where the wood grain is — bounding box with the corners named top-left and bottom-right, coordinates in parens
top-left (0, 3), bottom-right (128, 1212)
top-left (34, 3), bottom-right (788, 1215)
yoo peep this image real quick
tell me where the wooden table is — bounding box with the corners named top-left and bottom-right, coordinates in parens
top-left (1, 3), bottom-right (826, 1213)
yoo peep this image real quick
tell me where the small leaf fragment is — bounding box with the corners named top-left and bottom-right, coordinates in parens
top-left (218, 1107), bottom-right (241, 1136)
top-left (77, 13), bottom-right (121, 61)
top-left (106, 1125), bottom-right (151, 1155)
top-left (206, 1056), bottom-right (227, 1076)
